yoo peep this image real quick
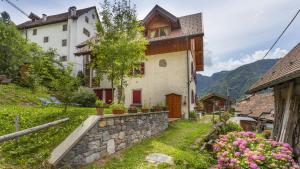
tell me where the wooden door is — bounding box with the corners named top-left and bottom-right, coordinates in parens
top-left (105, 89), bottom-right (113, 104)
top-left (166, 93), bottom-right (182, 118)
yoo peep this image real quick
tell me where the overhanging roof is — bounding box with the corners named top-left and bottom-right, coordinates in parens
top-left (247, 42), bottom-right (300, 94)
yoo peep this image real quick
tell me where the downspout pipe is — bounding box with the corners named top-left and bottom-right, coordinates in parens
top-left (186, 37), bottom-right (190, 118)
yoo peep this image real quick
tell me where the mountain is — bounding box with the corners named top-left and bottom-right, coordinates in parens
top-left (197, 59), bottom-right (279, 100)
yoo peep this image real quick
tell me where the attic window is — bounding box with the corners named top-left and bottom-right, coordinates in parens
top-left (149, 26), bottom-right (170, 38)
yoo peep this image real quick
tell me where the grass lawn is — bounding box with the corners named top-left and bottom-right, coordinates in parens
top-left (85, 116), bottom-right (215, 169)
top-left (0, 84), bottom-right (112, 168)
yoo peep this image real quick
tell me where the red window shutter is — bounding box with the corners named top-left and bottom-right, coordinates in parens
top-left (141, 62), bottom-right (145, 75)
top-left (132, 90), bottom-right (141, 104)
top-left (94, 89), bottom-right (103, 100)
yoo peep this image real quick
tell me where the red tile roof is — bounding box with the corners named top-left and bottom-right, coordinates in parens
top-left (248, 43), bottom-right (300, 93)
top-left (235, 92), bottom-right (274, 118)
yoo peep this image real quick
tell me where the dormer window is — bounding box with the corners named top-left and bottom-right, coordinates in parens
top-left (149, 26), bottom-right (170, 38)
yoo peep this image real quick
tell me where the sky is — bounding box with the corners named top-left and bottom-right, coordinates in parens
top-left (1, 0), bottom-right (300, 76)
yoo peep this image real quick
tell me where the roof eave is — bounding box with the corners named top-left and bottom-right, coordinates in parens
top-left (247, 70), bottom-right (300, 94)
top-left (148, 33), bottom-right (204, 43)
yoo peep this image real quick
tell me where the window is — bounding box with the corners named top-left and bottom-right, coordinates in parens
top-left (83, 28), bottom-right (90, 37)
top-left (33, 29), bottom-right (37, 35)
top-left (130, 62), bottom-right (145, 75)
top-left (85, 16), bottom-right (89, 23)
top-left (62, 24), bottom-right (67, 31)
top-left (62, 39), bottom-right (67, 47)
top-left (60, 56), bottom-right (67, 62)
top-left (43, 36), bottom-right (49, 43)
top-left (159, 59), bottom-right (167, 67)
top-left (149, 26), bottom-right (170, 38)
top-left (132, 90), bottom-right (141, 105)
top-left (92, 14), bottom-right (95, 19)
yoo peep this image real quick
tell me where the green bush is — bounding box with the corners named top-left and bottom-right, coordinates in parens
top-left (189, 111), bottom-right (198, 120)
top-left (109, 102), bottom-right (126, 110)
top-left (218, 122), bottom-right (242, 134)
top-left (95, 99), bottom-right (105, 108)
top-left (72, 87), bottom-right (97, 107)
top-left (219, 111), bottom-right (231, 123)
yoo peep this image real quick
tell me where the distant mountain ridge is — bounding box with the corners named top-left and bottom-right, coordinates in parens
top-left (197, 59), bottom-right (279, 100)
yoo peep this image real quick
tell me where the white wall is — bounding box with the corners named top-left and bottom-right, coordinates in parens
top-left (98, 50), bottom-right (197, 118)
top-left (21, 8), bottom-right (98, 75)
top-left (22, 22), bottom-right (69, 57)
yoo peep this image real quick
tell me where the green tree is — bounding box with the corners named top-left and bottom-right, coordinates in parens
top-left (0, 20), bottom-right (34, 79)
top-left (24, 49), bottom-right (64, 89)
top-left (92, 0), bottom-right (148, 102)
top-left (0, 11), bottom-right (10, 23)
top-left (49, 65), bottom-right (80, 113)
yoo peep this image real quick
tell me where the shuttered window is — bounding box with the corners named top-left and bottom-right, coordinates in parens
top-left (132, 90), bottom-right (141, 105)
top-left (130, 62), bottom-right (145, 75)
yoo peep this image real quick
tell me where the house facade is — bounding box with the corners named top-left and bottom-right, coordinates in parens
top-left (17, 6), bottom-right (99, 75)
top-left (247, 42), bottom-right (300, 160)
top-left (76, 5), bottom-right (204, 119)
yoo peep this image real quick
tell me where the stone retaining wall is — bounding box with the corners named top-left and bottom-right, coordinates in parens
top-left (50, 111), bottom-right (168, 167)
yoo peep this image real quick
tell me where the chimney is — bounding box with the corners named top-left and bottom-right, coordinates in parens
top-left (68, 6), bottom-right (77, 18)
top-left (42, 14), bottom-right (47, 22)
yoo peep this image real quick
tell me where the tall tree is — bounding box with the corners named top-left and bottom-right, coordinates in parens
top-left (0, 11), bottom-right (10, 23)
top-left (92, 0), bottom-right (148, 103)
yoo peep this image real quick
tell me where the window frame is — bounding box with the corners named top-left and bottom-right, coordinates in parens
top-left (149, 26), bottom-right (170, 38)
top-left (60, 56), bottom-right (67, 62)
top-left (43, 36), bottom-right (49, 43)
top-left (83, 28), bottom-right (90, 37)
top-left (62, 24), bottom-right (67, 31)
top-left (62, 39), bottom-right (67, 47)
top-left (85, 16), bottom-right (89, 23)
top-left (33, 29), bottom-right (37, 35)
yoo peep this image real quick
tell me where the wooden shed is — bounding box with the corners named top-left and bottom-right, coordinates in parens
top-left (200, 93), bottom-right (233, 114)
top-left (247, 42), bottom-right (300, 160)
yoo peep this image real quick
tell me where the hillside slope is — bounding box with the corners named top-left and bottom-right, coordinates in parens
top-left (197, 59), bottom-right (278, 99)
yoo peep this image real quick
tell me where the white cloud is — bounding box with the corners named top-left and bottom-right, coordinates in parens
top-left (202, 48), bottom-right (288, 76)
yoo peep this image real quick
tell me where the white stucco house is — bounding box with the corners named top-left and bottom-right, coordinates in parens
top-left (76, 5), bottom-right (204, 119)
top-left (17, 6), bottom-right (99, 75)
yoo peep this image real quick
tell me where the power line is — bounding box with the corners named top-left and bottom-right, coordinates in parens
top-left (262, 9), bottom-right (300, 60)
top-left (2, 0), bottom-right (29, 17)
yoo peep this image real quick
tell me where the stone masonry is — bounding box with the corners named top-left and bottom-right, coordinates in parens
top-left (55, 111), bottom-right (168, 167)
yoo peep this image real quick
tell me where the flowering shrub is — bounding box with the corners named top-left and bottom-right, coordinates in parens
top-left (213, 131), bottom-right (300, 169)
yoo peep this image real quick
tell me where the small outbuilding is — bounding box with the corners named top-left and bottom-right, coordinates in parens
top-left (200, 93), bottom-right (233, 114)
top-left (247, 42), bottom-right (300, 159)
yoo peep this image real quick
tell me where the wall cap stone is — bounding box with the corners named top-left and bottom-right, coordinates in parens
top-left (48, 115), bottom-right (101, 166)
top-left (102, 111), bottom-right (169, 119)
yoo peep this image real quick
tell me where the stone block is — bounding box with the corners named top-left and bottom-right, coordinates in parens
top-left (103, 131), bottom-right (110, 141)
top-left (118, 131), bottom-right (125, 140)
top-left (107, 118), bottom-right (114, 126)
top-left (99, 120), bottom-right (106, 127)
top-left (107, 139), bottom-right (115, 154)
top-left (85, 152), bottom-right (100, 164)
